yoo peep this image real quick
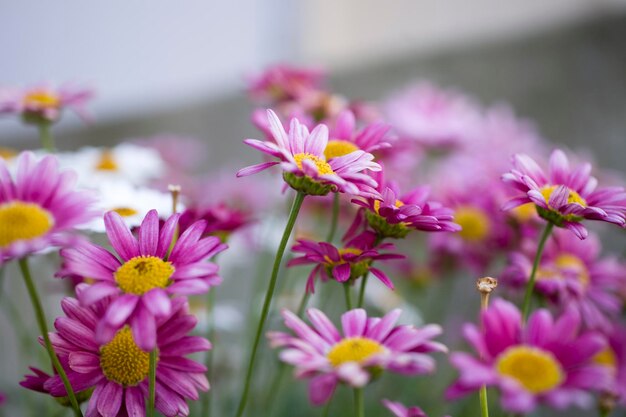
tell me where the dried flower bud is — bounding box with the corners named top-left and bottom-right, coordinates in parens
top-left (476, 276), bottom-right (498, 294)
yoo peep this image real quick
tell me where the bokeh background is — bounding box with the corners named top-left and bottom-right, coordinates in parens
top-left (1, 1), bottom-right (626, 416)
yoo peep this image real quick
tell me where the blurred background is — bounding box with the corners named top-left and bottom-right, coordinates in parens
top-left (1, 1), bottom-right (626, 416)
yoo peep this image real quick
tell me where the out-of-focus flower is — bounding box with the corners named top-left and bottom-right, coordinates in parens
top-left (595, 325), bottom-right (626, 406)
top-left (382, 399), bottom-right (451, 417)
top-left (502, 149), bottom-right (626, 239)
top-left (56, 144), bottom-right (166, 188)
top-left (0, 152), bottom-right (97, 264)
top-left (0, 83), bottom-right (93, 124)
top-left (247, 64), bottom-right (326, 103)
top-left (500, 231), bottom-right (625, 331)
top-left (39, 296), bottom-right (210, 417)
top-left (178, 204), bottom-right (251, 241)
top-left (288, 231), bottom-right (404, 293)
top-left (324, 110), bottom-right (392, 160)
top-left (267, 308), bottom-right (446, 405)
top-left (59, 210), bottom-right (226, 350)
top-left (447, 299), bottom-right (611, 413)
top-left (384, 82), bottom-right (482, 150)
top-left (237, 109), bottom-right (381, 197)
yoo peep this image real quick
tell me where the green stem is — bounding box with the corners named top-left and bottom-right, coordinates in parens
top-left (18, 258), bottom-right (83, 417)
top-left (234, 192), bottom-right (306, 417)
top-left (147, 349), bottom-right (157, 417)
top-left (354, 388), bottom-right (364, 417)
top-left (321, 399), bottom-right (332, 417)
top-left (357, 273), bottom-right (368, 308)
top-left (343, 283), bottom-right (353, 310)
top-left (521, 222), bottom-right (554, 321)
top-left (325, 193), bottom-right (340, 243)
top-left (38, 123), bottom-right (55, 152)
top-left (479, 386), bottom-right (489, 417)
top-left (201, 290), bottom-right (216, 417)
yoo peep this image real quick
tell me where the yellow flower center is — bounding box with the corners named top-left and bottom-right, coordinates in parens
top-left (455, 206), bottom-right (491, 242)
top-left (373, 199), bottom-right (404, 214)
top-left (554, 254), bottom-right (590, 286)
top-left (0, 202), bottom-right (54, 247)
top-left (496, 346), bottom-right (564, 394)
top-left (540, 185), bottom-right (586, 207)
top-left (0, 147), bottom-right (17, 160)
top-left (23, 91), bottom-right (61, 109)
top-left (112, 207), bottom-right (138, 217)
top-left (324, 248), bottom-right (363, 266)
top-left (293, 153), bottom-right (334, 176)
top-left (511, 203), bottom-right (536, 222)
top-left (327, 337), bottom-right (384, 367)
top-left (324, 140), bottom-right (359, 160)
top-left (95, 151), bottom-right (119, 171)
top-left (593, 347), bottom-right (617, 372)
top-left (100, 327), bottom-right (151, 386)
top-left (114, 256), bottom-right (174, 295)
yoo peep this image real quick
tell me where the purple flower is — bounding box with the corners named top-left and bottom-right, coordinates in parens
top-left (267, 308), bottom-right (447, 405)
top-left (500, 230), bottom-right (625, 331)
top-left (502, 149), bottom-right (626, 239)
top-left (0, 152), bottom-right (97, 264)
top-left (0, 83), bottom-right (93, 124)
top-left (288, 231), bottom-right (405, 293)
top-left (59, 209), bottom-right (226, 350)
top-left (36, 296), bottom-right (210, 417)
top-left (237, 109), bottom-right (381, 197)
top-left (382, 399), bottom-right (451, 417)
top-left (447, 298), bottom-right (611, 413)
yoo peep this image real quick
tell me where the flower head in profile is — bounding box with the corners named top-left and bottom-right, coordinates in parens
top-left (447, 299), bottom-right (611, 413)
top-left (179, 204), bottom-right (251, 242)
top-left (500, 230), bottom-right (625, 331)
top-left (0, 83), bottom-right (93, 124)
top-left (237, 109), bottom-right (381, 197)
top-left (288, 231), bottom-right (404, 293)
top-left (382, 400), bottom-right (451, 417)
top-left (29, 296), bottom-right (210, 417)
top-left (247, 64), bottom-right (326, 103)
top-left (323, 110), bottom-right (392, 160)
top-left (0, 152), bottom-right (97, 264)
top-left (267, 308), bottom-right (446, 405)
top-left (502, 149), bottom-right (626, 239)
top-left (59, 209), bottom-right (226, 350)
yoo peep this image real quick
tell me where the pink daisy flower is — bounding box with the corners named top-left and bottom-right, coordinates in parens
top-left (236, 109), bottom-right (381, 197)
top-left (0, 83), bottom-right (93, 124)
top-left (59, 209), bottom-right (226, 350)
top-left (0, 152), bottom-right (97, 264)
top-left (323, 109), bottom-right (392, 160)
top-left (267, 308), bottom-right (447, 405)
top-left (500, 230), bottom-right (625, 331)
top-left (382, 399), bottom-right (451, 417)
top-left (246, 64), bottom-right (326, 103)
top-left (178, 204), bottom-right (252, 241)
top-left (288, 231), bottom-right (405, 293)
top-left (37, 296), bottom-right (210, 417)
top-left (502, 149), bottom-right (626, 239)
top-left (447, 298), bottom-right (611, 413)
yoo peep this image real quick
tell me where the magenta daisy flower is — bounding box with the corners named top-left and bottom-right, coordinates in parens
top-left (500, 230), bottom-right (625, 331)
top-left (502, 149), bottom-right (626, 239)
top-left (59, 209), bottom-right (226, 350)
top-left (323, 109), bottom-right (392, 160)
top-left (267, 308), bottom-right (447, 405)
top-left (382, 399), bottom-right (451, 417)
top-left (288, 231), bottom-right (404, 293)
top-left (447, 298), bottom-right (611, 413)
top-left (0, 152), bottom-right (97, 264)
top-left (246, 64), bottom-right (326, 103)
top-left (178, 204), bottom-right (252, 241)
top-left (0, 83), bottom-right (93, 124)
top-left (38, 296), bottom-right (210, 417)
top-left (349, 167), bottom-right (460, 239)
top-left (236, 109), bottom-right (381, 197)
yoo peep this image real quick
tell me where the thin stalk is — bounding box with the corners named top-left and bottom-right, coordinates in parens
top-left (38, 123), bottom-right (55, 152)
top-left (325, 193), bottom-right (340, 243)
top-left (201, 289), bottom-right (216, 417)
top-left (147, 349), bottom-right (157, 417)
top-left (321, 399), bottom-right (332, 417)
top-left (357, 273), bottom-right (368, 308)
top-left (343, 283), bottom-right (353, 310)
top-left (354, 388), bottom-right (364, 417)
top-left (479, 386), bottom-right (489, 417)
top-left (234, 192), bottom-right (306, 417)
top-left (18, 258), bottom-right (83, 417)
top-left (521, 222), bottom-right (554, 321)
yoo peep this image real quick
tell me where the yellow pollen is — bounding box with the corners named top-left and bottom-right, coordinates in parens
top-left (373, 199), bottom-right (404, 214)
top-left (23, 91), bottom-right (61, 109)
top-left (324, 140), bottom-right (359, 160)
top-left (293, 153), bottom-right (334, 176)
top-left (511, 203), bottom-right (536, 222)
top-left (455, 206), bottom-right (491, 242)
top-left (327, 337), bottom-right (384, 367)
top-left (112, 207), bottom-right (138, 217)
top-left (593, 347), bottom-right (617, 371)
top-left (496, 346), bottom-right (564, 394)
top-left (0, 147), bottom-right (17, 160)
top-left (114, 256), bottom-right (174, 295)
top-left (554, 254), bottom-right (590, 286)
top-left (540, 185), bottom-right (586, 207)
top-left (95, 151), bottom-right (119, 171)
top-left (100, 327), bottom-right (151, 386)
top-left (0, 202), bottom-right (53, 247)
top-left (324, 248), bottom-right (363, 266)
